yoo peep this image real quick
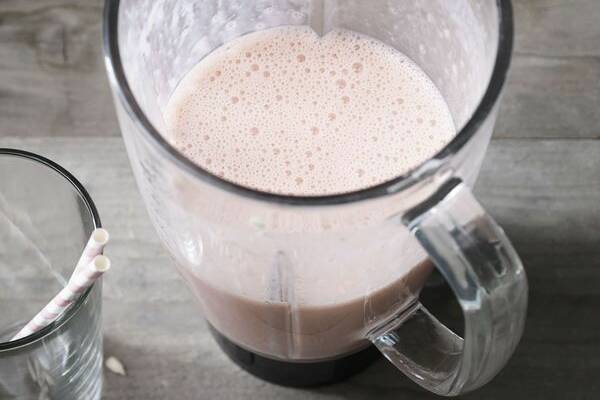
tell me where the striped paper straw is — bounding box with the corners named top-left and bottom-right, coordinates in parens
top-left (72, 228), bottom-right (110, 277)
top-left (12, 255), bottom-right (111, 341)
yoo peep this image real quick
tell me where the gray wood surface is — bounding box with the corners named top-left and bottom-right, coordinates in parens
top-left (0, 137), bottom-right (597, 400)
top-left (1, 0), bottom-right (600, 139)
top-left (1, 0), bottom-right (599, 399)
top-left (0, 0), bottom-right (118, 138)
top-left (499, 0), bottom-right (600, 139)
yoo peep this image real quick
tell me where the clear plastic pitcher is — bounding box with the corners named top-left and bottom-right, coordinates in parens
top-left (104, 0), bottom-right (527, 395)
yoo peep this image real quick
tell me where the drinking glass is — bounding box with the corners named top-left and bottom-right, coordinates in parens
top-left (104, 0), bottom-right (527, 395)
top-left (0, 149), bottom-right (104, 400)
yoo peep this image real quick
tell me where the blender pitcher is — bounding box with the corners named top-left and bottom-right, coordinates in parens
top-left (104, 0), bottom-right (527, 395)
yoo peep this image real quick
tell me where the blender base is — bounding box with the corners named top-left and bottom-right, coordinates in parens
top-left (208, 324), bottom-right (381, 387)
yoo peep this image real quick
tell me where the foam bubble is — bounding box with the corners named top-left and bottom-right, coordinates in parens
top-left (164, 26), bottom-right (456, 196)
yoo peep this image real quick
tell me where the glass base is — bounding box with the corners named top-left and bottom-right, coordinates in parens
top-left (208, 325), bottom-right (381, 387)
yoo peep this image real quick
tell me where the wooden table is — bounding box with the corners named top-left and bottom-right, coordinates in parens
top-left (1, 1), bottom-right (599, 399)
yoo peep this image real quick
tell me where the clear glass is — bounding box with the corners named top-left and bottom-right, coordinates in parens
top-left (104, 0), bottom-right (527, 395)
top-left (0, 150), bottom-right (103, 400)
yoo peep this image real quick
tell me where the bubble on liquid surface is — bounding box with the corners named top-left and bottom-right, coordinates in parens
top-left (164, 26), bottom-right (456, 196)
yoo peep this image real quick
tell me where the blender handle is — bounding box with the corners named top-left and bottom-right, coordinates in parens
top-left (368, 178), bottom-right (528, 396)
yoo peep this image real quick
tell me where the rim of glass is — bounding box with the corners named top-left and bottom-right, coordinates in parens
top-left (103, 0), bottom-right (513, 206)
top-left (0, 149), bottom-right (101, 351)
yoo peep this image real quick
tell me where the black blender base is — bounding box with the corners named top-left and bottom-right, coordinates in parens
top-left (208, 325), bottom-right (381, 387)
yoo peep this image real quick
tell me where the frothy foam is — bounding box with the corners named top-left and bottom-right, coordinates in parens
top-left (165, 26), bottom-right (456, 196)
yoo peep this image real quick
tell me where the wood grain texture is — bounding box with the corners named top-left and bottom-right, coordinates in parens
top-left (1, 0), bottom-right (599, 399)
top-left (497, 0), bottom-right (600, 139)
top-left (514, 0), bottom-right (600, 57)
top-left (0, 0), bottom-right (119, 137)
top-left (498, 52), bottom-right (600, 139)
top-left (0, 137), bottom-right (597, 399)
top-left (0, 0), bottom-right (599, 139)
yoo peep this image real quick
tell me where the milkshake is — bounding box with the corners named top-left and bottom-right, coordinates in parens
top-left (163, 26), bottom-right (455, 361)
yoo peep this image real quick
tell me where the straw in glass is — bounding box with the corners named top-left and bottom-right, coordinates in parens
top-left (11, 254), bottom-right (111, 341)
top-left (72, 228), bottom-right (109, 276)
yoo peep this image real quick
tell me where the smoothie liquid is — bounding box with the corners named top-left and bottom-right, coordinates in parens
top-left (164, 26), bottom-right (454, 360)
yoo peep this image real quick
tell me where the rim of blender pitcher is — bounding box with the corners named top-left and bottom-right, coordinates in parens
top-left (103, 0), bottom-right (513, 206)
top-left (0, 149), bottom-right (102, 352)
